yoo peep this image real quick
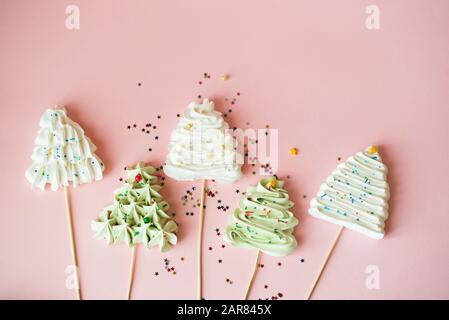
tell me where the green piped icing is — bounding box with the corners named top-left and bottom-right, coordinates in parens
top-left (91, 162), bottom-right (177, 252)
top-left (223, 177), bottom-right (298, 257)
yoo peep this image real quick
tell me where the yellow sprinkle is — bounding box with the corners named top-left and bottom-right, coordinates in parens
top-left (221, 74), bottom-right (230, 81)
top-left (266, 179), bottom-right (277, 189)
top-left (289, 147), bottom-right (298, 156)
top-left (368, 146), bottom-right (377, 154)
top-left (185, 123), bottom-right (193, 130)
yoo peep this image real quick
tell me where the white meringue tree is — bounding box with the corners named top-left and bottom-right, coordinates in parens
top-left (92, 162), bottom-right (178, 299)
top-left (306, 146), bottom-right (390, 299)
top-left (25, 107), bottom-right (105, 300)
top-left (164, 99), bottom-right (242, 299)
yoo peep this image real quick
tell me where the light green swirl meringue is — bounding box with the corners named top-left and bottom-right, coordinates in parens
top-left (223, 177), bottom-right (298, 257)
top-left (91, 162), bottom-right (178, 252)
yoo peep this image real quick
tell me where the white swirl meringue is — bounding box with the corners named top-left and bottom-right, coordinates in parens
top-left (164, 99), bottom-right (242, 183)
top-left (25, 107), bottom-right (105, 191)
top-left (309, 146), bottom-right (390, 239)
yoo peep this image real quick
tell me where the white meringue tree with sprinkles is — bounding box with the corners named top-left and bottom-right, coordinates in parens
top-left (25, 106), bottom-right (105, 300)
top-left (306, 146), bottom-right (390, 299)
top-left (164, 98), bottom-right (242, 299)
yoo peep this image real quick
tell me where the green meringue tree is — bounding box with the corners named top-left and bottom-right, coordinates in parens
top-left (92, 162), bottom-right (178, 299)
top-left (224, 176), bottom-right (298, 299)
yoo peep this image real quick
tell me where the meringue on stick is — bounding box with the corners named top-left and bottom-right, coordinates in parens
top-left (306, 146), bottom-right (390, 299)
top-left (92, 162), bottom-right (178, 299)
top-left (224, 177), bottom-right (298, 299)
top-left (25, 107), bottom-right (105, 300)
top-left (164, 99), bottom-right (242, 299)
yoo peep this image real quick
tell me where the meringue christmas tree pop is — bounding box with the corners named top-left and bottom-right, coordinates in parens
top-left (224, 177), bottom-right (298, 299)
top-left (25, 107), bottom-right (105, 300)
top-left (306, 146), bottom-right (390, 299)
top-left (92, 162), bottom-right (178, 299)
top-left (164, 98), bottom-right (242, 299)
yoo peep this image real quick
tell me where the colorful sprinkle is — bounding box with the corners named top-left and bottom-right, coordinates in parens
top-left (368, 146), bottom-right (377, 154)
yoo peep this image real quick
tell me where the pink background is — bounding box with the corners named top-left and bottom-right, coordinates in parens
top-left (1, 0), bottom-right (448, 300)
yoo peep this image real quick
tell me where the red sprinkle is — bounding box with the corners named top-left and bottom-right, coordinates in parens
top-left (135, 174), bottom-right (142, 182)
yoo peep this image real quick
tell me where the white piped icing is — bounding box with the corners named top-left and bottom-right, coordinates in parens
top-left (309, 146), bottom-right (389, 239)
top-left (25, 107), bottom-right (105, 191)
top-left (164, 99), bottom-right (242, 183)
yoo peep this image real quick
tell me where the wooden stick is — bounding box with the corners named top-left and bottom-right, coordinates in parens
top-left (127, 245), bottom-right (137, 300)
top-left (197, 179), bottom-right (206, 299)
top-left (243, 250), bottom-right (261, 300)
top-left (64, 186), bottom-right (81, 300)
top-left (306, 226), bottom-right (344, 300)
